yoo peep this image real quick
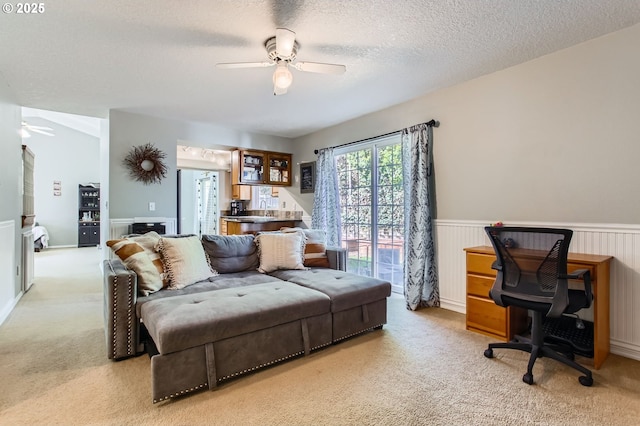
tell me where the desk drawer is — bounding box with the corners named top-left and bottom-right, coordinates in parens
top-left (466, 295), bottom-right (507, 339)
top-left (467, 274), bottom-right (494, 298)
top-left (466, 253), bottom-right (497, 276)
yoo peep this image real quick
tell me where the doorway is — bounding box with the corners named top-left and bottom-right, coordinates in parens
top-left (178, 169), bottom-right (220, 237)
top-left (335, 135), bottom-right (405, 294)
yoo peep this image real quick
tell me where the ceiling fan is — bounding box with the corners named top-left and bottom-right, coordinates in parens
top-left (216, 28), bottom-right (346, 96)
top-left (21, 121), bottom-right (55, 138)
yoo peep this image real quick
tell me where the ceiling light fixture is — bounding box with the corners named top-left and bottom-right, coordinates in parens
top-left (272, 61), bottom-right (293, 90)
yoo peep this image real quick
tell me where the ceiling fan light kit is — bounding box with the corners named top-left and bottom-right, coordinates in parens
top-left (216, 28), bottom-right (346, 96)
top-left (273, 62), bottom-right (293, 90)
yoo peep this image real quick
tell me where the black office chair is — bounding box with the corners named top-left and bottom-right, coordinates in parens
top-left (483, 226), bottom-right (594, 387)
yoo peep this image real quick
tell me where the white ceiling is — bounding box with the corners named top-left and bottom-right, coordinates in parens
top-left (2, 1), bottom-right (640, 138)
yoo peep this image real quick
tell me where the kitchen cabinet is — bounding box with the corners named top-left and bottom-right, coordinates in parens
top-left (232, 149), bottom-right (292, 186)
top-left (266, 152), bottom-right (291, 186)
top-left (232, 184), bottom-right (252, 200)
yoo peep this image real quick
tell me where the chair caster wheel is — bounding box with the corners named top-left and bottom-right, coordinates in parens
top-left (579, 376), bottom-right (593, 387)
top-left (484, 349), bottom-right (493, 358)
top-left (522, 373), bottom-right (534, 385)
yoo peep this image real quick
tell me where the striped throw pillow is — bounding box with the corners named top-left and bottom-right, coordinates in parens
top-left (107, 231), bottom-right (165, 296)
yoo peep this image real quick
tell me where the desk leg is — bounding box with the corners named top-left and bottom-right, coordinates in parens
top-left (593, 261), bottom-right (611, 370)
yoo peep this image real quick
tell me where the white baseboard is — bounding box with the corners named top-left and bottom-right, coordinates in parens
top-left (0, 291), bottom-right (22, 327)
top-left (611, 340), bottom-right (640, 362)
top-left (439, 298), bottom-right (465, 314)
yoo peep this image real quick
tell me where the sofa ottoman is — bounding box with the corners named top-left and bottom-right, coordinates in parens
top-left (269, 269), bottom-right (392, 341)
top-left (140, 281), bottom-right (333, 402)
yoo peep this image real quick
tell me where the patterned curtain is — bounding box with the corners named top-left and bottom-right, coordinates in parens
top-left (201, 173), bottom-right (218, 236)
top-left (402, 124), bottom-right (439, 310)
top-left (311, 148), bottom-right (341, 247)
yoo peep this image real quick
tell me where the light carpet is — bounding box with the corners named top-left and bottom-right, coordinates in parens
top-left (0, 247), bottom-right (639, 425)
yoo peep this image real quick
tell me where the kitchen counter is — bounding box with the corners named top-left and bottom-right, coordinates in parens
top-left (220, 216), bottom-right (302, 235)
top-left (222, 216), bottom-right (299, 223)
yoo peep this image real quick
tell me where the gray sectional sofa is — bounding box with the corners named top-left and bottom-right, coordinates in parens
top-left (104, 233), bottom-right (391, 403)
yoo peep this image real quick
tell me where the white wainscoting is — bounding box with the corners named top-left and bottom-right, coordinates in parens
top-left (0, 220), bottom-right (18, 326)
top-left (434, 219), bottom-right (640, 362)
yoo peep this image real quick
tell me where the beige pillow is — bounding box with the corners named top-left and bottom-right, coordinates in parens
top-left (156, 235), bottom-right (217, 289)
top-left (254, 231), bottom-right (307, 273)
top-left (107, 231), bottom-right (164, 296)
top-left (281, 227), bottom-right (330, 268)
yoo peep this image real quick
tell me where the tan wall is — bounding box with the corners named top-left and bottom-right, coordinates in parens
top-left (292, 23), bottom-right (640, 225)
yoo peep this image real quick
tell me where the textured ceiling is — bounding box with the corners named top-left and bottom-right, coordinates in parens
top-left (2, 1), bottom-right (640, 138)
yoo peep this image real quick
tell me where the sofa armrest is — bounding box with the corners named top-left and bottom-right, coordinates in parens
top-left (326, 247), bottom-right (347, 271)
top-left (103, 258), bottom-right (141, 360)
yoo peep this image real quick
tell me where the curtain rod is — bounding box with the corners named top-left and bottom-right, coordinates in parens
top-left (314, 119), bottom-right (439, 154)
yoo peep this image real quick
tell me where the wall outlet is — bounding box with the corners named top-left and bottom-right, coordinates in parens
top-left (149, 202), bottom-right (156, 211)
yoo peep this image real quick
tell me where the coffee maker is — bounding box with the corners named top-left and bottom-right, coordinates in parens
top-left (230, 200), bottom-right (246, 216)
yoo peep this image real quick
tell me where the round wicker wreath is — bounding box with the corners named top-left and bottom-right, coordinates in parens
top-left (123, 143), bottom-right (168, 185)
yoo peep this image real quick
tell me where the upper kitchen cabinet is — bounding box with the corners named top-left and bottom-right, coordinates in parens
top-left (266, 152), bottom-right (291, 186)
top-left (232, 149), bottom-right (292, 186)
top-left (232, 150), bottom-right (265, 184)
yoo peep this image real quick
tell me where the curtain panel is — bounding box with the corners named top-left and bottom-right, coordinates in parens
top-left (311, 148), bottom-right (341, 247)
top-left (402, 124), bottom-right (439, 310)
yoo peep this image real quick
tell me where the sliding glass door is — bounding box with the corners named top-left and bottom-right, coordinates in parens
top-left (336, 136), bottom-right (404, 293)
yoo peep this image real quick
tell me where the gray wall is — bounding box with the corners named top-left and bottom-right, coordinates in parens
top-left (26, 117), bottom-right (100, 247)
top-left (292, 23), bottom-right (640, 225)
top-left (0, 76), bottom-right (23, 309)
top-left (108, 111), bottom-right (292, 220)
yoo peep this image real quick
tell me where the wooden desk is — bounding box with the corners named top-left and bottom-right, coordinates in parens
top-left (464, 246), bottom-right (613, 369)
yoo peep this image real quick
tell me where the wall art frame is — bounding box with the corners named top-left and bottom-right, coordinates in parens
top-left (300, 161), bottom-right (316, 194)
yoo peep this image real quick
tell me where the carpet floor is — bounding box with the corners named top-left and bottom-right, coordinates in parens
top-left (0, 247), bottom-right (639, 425)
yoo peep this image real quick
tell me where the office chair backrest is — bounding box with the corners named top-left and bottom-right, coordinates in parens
top-left (484, 226), bottom-right (573, 317)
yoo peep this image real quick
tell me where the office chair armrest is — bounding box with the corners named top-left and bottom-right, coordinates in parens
top-left (560, 269), bottom-right (593, 307)
top-left (491, 260), bottom-right (502, 271)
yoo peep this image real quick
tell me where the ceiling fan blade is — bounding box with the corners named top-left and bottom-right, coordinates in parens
top-left (28, 125), bottom-right (54, 131)
top-left (30, 128), bottom-right (55, 136)
top-left (293, 62), bottom-right (346, 75)
top-left (216, 62), bottom-right (274, 69)
top-left (22, 121), bottom-right (54, 136)
top-left (275, 28), bottom-right (296, 59)
top-left (273, 84), bottom-right (288, 96)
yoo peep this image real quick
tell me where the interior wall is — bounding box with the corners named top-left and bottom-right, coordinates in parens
top-left (0, 76), bottom-right (23, 319)
top-left (26, 117), bottom-right (100, 247)
top-left (292, 23), bottom-right (640, 225)
top-left (108, 111), bottom-right (292, 220)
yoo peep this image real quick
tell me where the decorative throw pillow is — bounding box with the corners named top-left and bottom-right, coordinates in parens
top-left (201, 234), bottom-right (259, 274)
top-left (254, 231), bottom-right (307, 273)
top-left (281, 227), bottom-right (330, 268)
top-left (107, 231), bottom-right (164, 296)
top-left (156, 235), bottom-right (217, 289)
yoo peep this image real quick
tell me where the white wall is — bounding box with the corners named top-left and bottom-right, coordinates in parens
top-left (26, 117), bottom-right (100, 247)
top-left (292, 23), bottom-right (640, 225)
top-left (0, 76), bottom-right (23, 323)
